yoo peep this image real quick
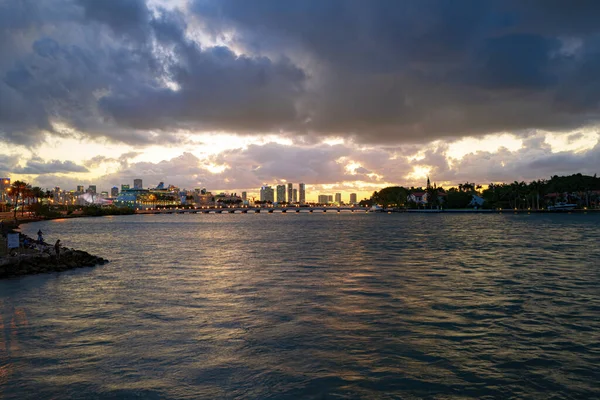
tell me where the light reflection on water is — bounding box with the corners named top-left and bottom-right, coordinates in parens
top-left (1, 213), bottom-right (599, 399)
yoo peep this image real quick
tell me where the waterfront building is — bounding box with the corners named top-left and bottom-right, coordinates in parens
top-left (276, 184), bottom-right (286, 204)
top-left (350, 193), bottom-right (357, 204)
top-left (335, 193), bottom-right (341, 204)
top-left (121, 184), bottom-right (130, 191)
top-left (214, 192), bottom-right (242, 206)
top-left (260, 185), bottom-right (274, 203)
top-left (318, 194), bottom-right (329, 204)
top-left (1, 178), bottom-right (10, 204)
top-left (242, 191), bottom-right (247, 201)
top-left (193, 189), bottom-right (214, 206)
top-left (111, 187), bottom-right (119, 197)
top-left (114, 187), bottom-right (180, 209)
top-left (88, 185), bottom-right (96, 194)
top-left (134, 179), bottom-right (143, 189)
top-left (76, 185), bottom-right (84, 193)
top-left (287, 183), bottom-right (293, 204)
top-left (328, 195), bottom-right (333, 203)
top-left (101, 191), bottom-right (109, 197)
top-left (293, 188), bottom-right (298, 203)
top-left (299, 183), bottom-right (306, 204)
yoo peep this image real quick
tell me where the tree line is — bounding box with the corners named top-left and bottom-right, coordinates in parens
top-left (362, 174), bottom-right (600, 210)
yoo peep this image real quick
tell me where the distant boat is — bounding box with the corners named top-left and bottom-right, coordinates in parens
top-left (548, 202), bottom-right (577, 211)
top-left (369, 205), bottom-right (384, 212)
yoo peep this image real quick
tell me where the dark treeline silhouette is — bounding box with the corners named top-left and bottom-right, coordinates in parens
top-left (363, 174), bottom-right (600, 210)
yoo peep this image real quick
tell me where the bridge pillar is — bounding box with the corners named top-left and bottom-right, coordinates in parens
top-left (296, 209), bottom-right (300, 213)
top-left (229, 210), bottom-right (235, 213)
top-left (216, 210), bottom-right (222, 214)
top-left (255, 209), bottom-right (260, 213)
top-left (268, 209), bottom-right (274, 213)
top-left (242, 210), bottom-right (247, 213)
top-left (282, 209), bottom-right (287, 213)
top-left (309, 209), bottom-right (313, 213)
top-left (323, 209), bottom-right (327, 213)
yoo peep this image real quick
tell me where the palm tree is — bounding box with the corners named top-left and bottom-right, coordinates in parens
top-left (11, 180), bottom-right (28, 220)
top-left (21, 185), bottom-right (33, 217)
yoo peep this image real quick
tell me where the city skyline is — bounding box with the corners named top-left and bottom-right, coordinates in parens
top-left (1, 1), bottom-right (599, 201)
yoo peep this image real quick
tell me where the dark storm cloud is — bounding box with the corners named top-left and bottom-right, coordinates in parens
top-left (3, 0), bottom-right (600, 146)
top-left (13, 157), bottom-right (89, 174)
top-left (193, 0), bottom-right (600, 142)
top-left (0, 0), bottom-right (304, 146)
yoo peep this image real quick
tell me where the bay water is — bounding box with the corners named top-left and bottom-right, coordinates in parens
top-left (1, 213), bottom-right (599, 399)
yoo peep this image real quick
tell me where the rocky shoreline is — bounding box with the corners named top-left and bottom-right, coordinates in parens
top-left (0, 221), bottom-right (109, 280)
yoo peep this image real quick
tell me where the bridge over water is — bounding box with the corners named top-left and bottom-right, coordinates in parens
top-left (136, 206), bottom-right (370, 215)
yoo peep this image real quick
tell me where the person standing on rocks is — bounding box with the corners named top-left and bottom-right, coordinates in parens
top-left (54, 240), bottom-right (61, 261)
top-left (37, 230), bottom-right (44, 244)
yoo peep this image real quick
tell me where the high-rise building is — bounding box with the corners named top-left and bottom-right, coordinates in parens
top-left (241, 192), bottom-right (247, 201)
top-left (134, 179), bottom-right (143, 189)
top-left (299, 183), bottom-right (306, 204)
top-left (111, 187), bottom-right (119, 197)
top-left (293, 188), bottom-right (298, 203)
top-left (328, 195), bottom-right (333, 203)
top-left (260, 185), bottom-right (274, 203)
top-left (335, 193), bottom-right (342, 204)
top-left (350, 193), bottom-right (357, 204)
top-left (88, 185), bottom-right (97, 194)
top-left (121, 184), bottom-right (130, 191)
top-left (318, 195), bottom-right (329, 204)
top-left (276, 184), bottom-right (286, 203)
top-left (76, 185), bottom-right (84, 193)
top-left (287, 183), bottom-right (293, 204)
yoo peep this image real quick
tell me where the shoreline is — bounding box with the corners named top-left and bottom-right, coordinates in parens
top-left (0, 217), bottom-right (109, 280)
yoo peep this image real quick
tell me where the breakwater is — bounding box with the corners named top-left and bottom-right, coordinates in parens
top-left (0, 223), bottom-right (108, 280)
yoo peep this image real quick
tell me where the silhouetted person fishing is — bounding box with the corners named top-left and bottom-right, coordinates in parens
top-left (54, 240), bottom-right (61, 261)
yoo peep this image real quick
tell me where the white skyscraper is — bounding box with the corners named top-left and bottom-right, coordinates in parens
top-left (335, 193), bottom-right (342, 204)
top-left (287, 183), bottom-right (293, 204)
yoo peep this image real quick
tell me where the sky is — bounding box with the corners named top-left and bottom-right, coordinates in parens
top-left (1, 0), bottom-right (600, 201)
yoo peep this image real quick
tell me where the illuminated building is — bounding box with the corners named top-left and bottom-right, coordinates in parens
top-left (276, 184), bottom-right (286, 203)
top-left (76, 185), bottom-right (84, 193)
top-left (133, 179), bottom-right (143, 189)
top-left (260, 185), bottom-right (274, 203)
top-left (110, 187), bottom-right (119, 197)
top-left (335, 193), bottom-right (341, 204)
top-left (1, 178), bottom-right (10, 204)
top-left (293, 188), bottom-right (298, 203)
top-left (88, 185), bottom-right (97, 194)
top-left (287, 183), bottom-right (293, 204)
top-left (114, 188), bottom-right (180, 209)
top-left (121, 184), bottom-right (130, 191)
top-left (299, 183), bottom-right (306, 204)
top-left (318, 195), bottom-right (329, 204)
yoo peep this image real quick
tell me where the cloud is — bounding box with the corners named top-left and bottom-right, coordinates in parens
top-left (2, 0), bottom-right (600, 148)
top-left (13, 158), bottom-right (89, 174)
top-left (192, 0), bottom-right (600, 142)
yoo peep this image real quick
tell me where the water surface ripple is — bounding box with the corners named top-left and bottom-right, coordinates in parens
top-left (1, 213), bottom-right (599, 399)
